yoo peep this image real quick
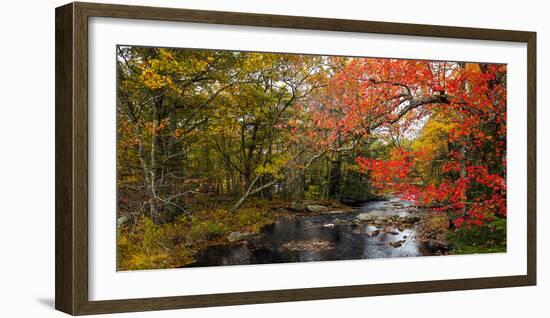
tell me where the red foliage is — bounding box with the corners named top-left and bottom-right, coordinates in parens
top-left (326, 60), bottom-right (507, 229)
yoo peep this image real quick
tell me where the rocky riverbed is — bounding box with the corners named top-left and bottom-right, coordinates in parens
top-left (185, 197), bottom-right (449, 267)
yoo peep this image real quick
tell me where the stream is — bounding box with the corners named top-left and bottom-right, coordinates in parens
top-left (186, 198), bottom-right (439, 267)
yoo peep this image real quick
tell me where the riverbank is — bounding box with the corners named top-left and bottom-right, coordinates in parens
top-left (117, 197), bottom-right (505, 270)
top-left (117, 199), bottom-right (356, 270)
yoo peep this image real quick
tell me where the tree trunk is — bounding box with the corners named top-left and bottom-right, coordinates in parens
top-left (148, 98), bottom-right (163, 223)
top-left (243, 123), bottom-right (259, 189)
top-left (225, 171), bottom-right (231, 194)
top-left (129, 115), bottom-right (158, 222)
top-left (328, 156), bottom-right (342, 200)
top-left (230, 176), bottom-right (278, 213)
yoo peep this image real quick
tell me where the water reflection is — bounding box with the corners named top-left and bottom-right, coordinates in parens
top-left (187, 199), bottom-right (436, 268)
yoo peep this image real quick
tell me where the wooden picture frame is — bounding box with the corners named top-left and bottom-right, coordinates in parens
top-left (55, 2), bottom-right (537, 315)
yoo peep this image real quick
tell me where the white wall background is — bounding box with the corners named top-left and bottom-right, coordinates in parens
top-left (0, 0), bottom-right (547, 316)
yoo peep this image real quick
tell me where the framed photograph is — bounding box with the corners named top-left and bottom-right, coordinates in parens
top-left (55, 2), bottom-right (536, 315)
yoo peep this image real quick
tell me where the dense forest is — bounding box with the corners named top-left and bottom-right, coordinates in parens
top-left (116, 46), bottom-right (507, 270)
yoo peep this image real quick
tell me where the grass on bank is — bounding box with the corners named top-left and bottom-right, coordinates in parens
top-left (117, 200), bottom-right (277, 270)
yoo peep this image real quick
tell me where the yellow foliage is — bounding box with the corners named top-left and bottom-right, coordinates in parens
top-left (464, 63), bottom-right (482, 74)
top-left (117, 217), bottom-right (195, 270)
top-left (117, 206), bottom-right (275, 270)
top-left (139, 67), bottom-right (173, 90)
top-left (410, 110), bottom-right (458, 183)
top-left (255, 154), bottom-right (290, 177)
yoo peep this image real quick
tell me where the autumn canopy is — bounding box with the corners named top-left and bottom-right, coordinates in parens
top-left (116, 46), bottom-right (506, 269)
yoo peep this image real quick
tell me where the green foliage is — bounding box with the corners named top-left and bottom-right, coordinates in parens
top-left (235, 208), bottom-right (271, 232)
top-left (304, 185), bottom-right (322, 200)
top-left (118, 206), bottom-right (275, 270)
top-left (117, 217), bottom-right (195, 270)
top-left (340, 164), bottom-right (379, 201)
top-left (447, 216), bottom-right (507, 254)
top-left (188, 209), bottom-right (232, 240)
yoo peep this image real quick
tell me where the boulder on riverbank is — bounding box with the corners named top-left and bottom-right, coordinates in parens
top-left (227, 231), bottom-right (254, 243)
top-left (289, 202), bottom-right (329, 212)
top-left (305, 204), bottom-right (329, 212)
top-left (288, 200), bottom-right (355, 214)
top-left (117, 216), bottom-right (129, 227)
top-left (289, 201), bottom-right (305, 211)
